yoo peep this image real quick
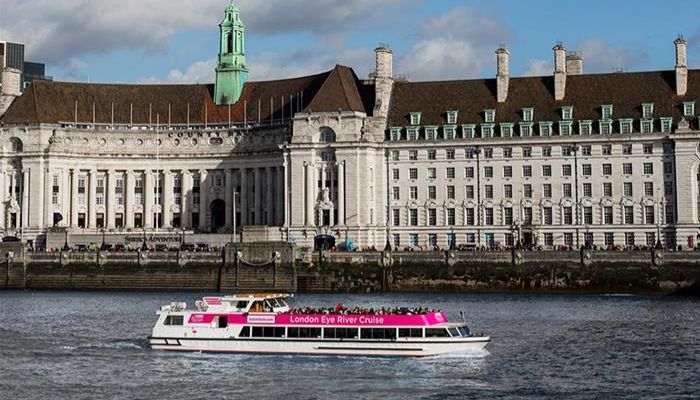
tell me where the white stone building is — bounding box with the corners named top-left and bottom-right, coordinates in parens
top-left (0, 5), bottom-right (699, 251)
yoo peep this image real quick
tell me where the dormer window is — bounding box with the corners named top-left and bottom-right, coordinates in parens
top-left (444, 125), bottom-right (457, 140)
top-left (641, 120), bottom-right (653, 134)
top-left (683, 102), bottom-right (695, 117)
top-left (642, 103), bottom-right (654, 120)
top-left (539, 122), bottom-right (553, 137)
top-left (660, 118), bottom-right (673, 133)
top-left (579, 120), bottom-right (592, 135)
top-left (481, 124), bottom-right (494, 138)
top-left (520, 122), bottom-right (533, 137)
top-left (500, 123), bottom-right (513, 138)
top-left (562, 106), bottom-right (573, 120)
top-left (446, 110), bottom-right (458, 124)
top-left (409, 112), bottom-right (422, 126)
top-left (462, 124), bottom-right (476, 139)
top-left (619, 119), bottom-right (634, 135)
top-left (559, 121), bottom-right (573, 136)
top-left (522, 108), bottom-right (534, 122)
top-left (390, 127), bottom-right (402, 141)
top-left (407, 127), bottom-right (419, 141)
top-left (599, 120), bottom-right (613, 135)
top-left (484, 109), bottom-right (496, 123)
top-left (425, 126), bottom-right (438, 141)
top-left (601, 105), bottom-right (613, 120)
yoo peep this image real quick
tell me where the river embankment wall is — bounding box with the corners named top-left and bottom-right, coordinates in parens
top-left (1, 243), bottom-right (698, 294)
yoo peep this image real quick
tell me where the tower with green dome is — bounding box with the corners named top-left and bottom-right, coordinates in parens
top-left (214, 2), bottom-right (248, 105)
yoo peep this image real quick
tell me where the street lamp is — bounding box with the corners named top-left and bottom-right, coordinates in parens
top-left (100, 228), bottom-right (107, 251)
top-left (180, 227), bottom-right (186, 250)
top-left (62, 228), bottom-right (70, 251)
top-left (449, 225), bottom-right (456, 251)
top-left (141, 228), bottom-right (148, 252)
top-left (585, 225), bottom-right (591, 249)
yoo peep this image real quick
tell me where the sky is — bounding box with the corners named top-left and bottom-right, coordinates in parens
top-left (1, 0), bottom-right (699, 84)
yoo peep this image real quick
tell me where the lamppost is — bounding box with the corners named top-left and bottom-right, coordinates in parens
top-left (449, 225), bottom-right (456, 251)
top-left (180, 227), bottom-right (186, 250)
top-left (585, 225), bottom-right (591, 249)
top-left (384, 149), bottom-right (392, 252)
top-left (141, 228), bottom-right (148, 252)
top-left (62, 228), bottom-right (70, 251)
top-left (231, 189), bottom-right (238, 244)
top-left (100, 228), bottom-right (107, 251)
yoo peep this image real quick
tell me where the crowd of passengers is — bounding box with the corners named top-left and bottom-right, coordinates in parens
top-left (287, 305), bottom-right (440, 316)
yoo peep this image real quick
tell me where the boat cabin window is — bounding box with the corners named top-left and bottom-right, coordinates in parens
top-left (323, 328), bottom-right (359, 339)
top-left (251, 326), bottom-right (286, 338)
top-left (164, 315), bottom-right (184, 326)
top-left (458, 326), bottom-right (471, 337)
top-left (217, 316), bottom-right (228, 329)
top-left (398, 328), bottom-right (423, 338)
top-left (287, 327), bottom-right (322, 338)
top-left (425, 328), bottom-right (450, 338)
top-left (250, 301), bottom-right (264, 313)
top-left (360, 328), bottom-right (397, 340)
top-left (448, 328), bottom-right (460, 337)
top-left (239, 326), bottom-right (250, 337)
top-left (235, 301), bottom-right (249, 311)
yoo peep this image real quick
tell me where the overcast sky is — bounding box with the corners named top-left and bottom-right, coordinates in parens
top-left (1, 0), bottom-right (698, 84)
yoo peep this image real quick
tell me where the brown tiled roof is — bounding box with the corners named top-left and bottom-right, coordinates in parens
top-left (388, 70), bottom-right (700, 131)
top-left (0, 65), bottom-right (374, 125)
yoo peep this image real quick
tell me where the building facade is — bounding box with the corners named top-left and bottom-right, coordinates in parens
top-left (0, 5), bottom-right (699, 250)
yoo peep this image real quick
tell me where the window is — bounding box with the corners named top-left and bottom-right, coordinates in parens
top-left (428, 186), bottom-right (436, 200)
top-left (503, 147), bottom-right (513, 158)
top-left (579, 121), bottom-right (592, 135)
top-left (503, 166), bottom-right (513, 178)
top-left (427, 149), bottom-right (437, 160)
top-left (646, 232), bottom-right (656, 247)
top-left (562, 165), bottom-right (572, 176)
top-left (447, 185), bottom-right (455, 199)
top-left (582, 164), bottom-right (592, 176)
top-left (96, 177), bottom-right (105, 206)
top-left (540, 122), bottom-right (552, 136)
top-left (504, 184), bottom-right (513, 198)
top-left (444, 126), bottom-right (457, 140)
top-left (564, 233), bottom-right (574, 246)
top-left (643, 163), bottom-right (654, 175)
top-left (665, 181), bottom-right (674, 196)
top-left (484, 148), bottom-right (493, 159)
top-left (447, 110), bottom-right (458, 124)
top-left (409, 168), bottom-right (418, 180)
top-left (642, 103), bottom-right (654, 119)
top-left (563, 207), bottom-right (573, 225)
top-left (584, 207), bottom-right (593, 224)
top-left (620, 119), bottom-right (633, 134)
top-left (602, 145), bottom-right (612, 155)
top-left (164, 315), bottom-right (184, 326)
top-left (446, 167), bottom-right (456, 179)
top-left (623, 163), bottom-right (633, 175)
top-left (666, 204), bottom-right (675, 224)
top-left (660, 118), bottom-right (672, 133)
top-left (543, 208), bottom-right (553, 225)
top-left (603, 164), bottom-right (612, 176)
top-left (484, 166), bottom-right (493, 178)
top-left (485, 208), bottom-right (494, 225)
top-left (484, 109), bottom-right (496, 123)
top-left (624, 182), bottom-right (633, 197)
top-left (504, 207), bottom-right (513, 225)
top-left (603, 182), bottom-right (613, 197)
top-left (446, 149), bottom-right (456, 159)
top-left (447, 208), bottom-right (456, 225)
top-left (605, 232), bottom-right (615, 247)
top-left (410, 209), bottom-right (418, 226)
top-left (390, 127), bottom-right (402, 141)
top-left (393, 209), bottom-right (400, 226)
top-left (623, 144), bottom-right (632, 155)
top-left (599, 121), bottom-right (612, 135)
top-left (541, 183), bottom-right (551, 198)
top-left (643, 143), bottom-right (653, 155)
top-left (559, 122), bottom-right (572, 136)
top-left (425, 127), bottom-right (438, 141)
top-left (410, 112), bottom-right (421, 125)
top-left (563, 183), bottom-right (572, 198)
top-left (645, 206), bottom-right (655, 224)
top-left (116, 177), bottom-right (124, 206)
top-left (392, 187), bottom-right (400, 200)
top-left (604, 206), bottom-right (614, 224)
top-left (583, 183), bottom-right (592, 197)
top-left (683, 101), bottom-right (695, 117)
top-left (481, 124), bottom-right (494, 138)
top-left (463, 125), bottom-right (476, 139)
top-left (544, 233), bottom-right (554, 246)
top-left (664, 162), bottom-right (673, 175)
top-left (581, 145), bottom-right (591, 156)
top-left (484, 185), bottom-right (493, 199)
top-left (427, 168), bottom-right (437, 179)
top-left (523, 165), bottom-right (532, 178)
top-left (410, 187), bottom-right (418, 200)
top-left (543, 165), bottom-right (552, 177)
top-left (523, 108), bottom-right (534, 122)
top-left (465, 167), bottom-right (475, 179)
top-left (523, 208), bottom-right (533, 224)
top-left (625, 233), bottom-right (635, 248)
top-left (407, 128), bottom-right (419, 141)
top-left (644, 182), bottom-right (654, 196)
top-left (523, 147), bottom-right (533, 158)
top-left (542, 146), bottom-right (551, 157)
top-left (392, 169), bottom-right (400, 180)
top-left (391, 151), bottom-right (400, 161)
top-left (624, 206), bottom-right (634, 224)
top-left (501, 124), bottom-right (513, 138)
top-left (562, 106), bottom-right (573, 120)
top-left (602, 104), bottom-right (613, 120)
top-left (428, 209), bottom-right (437, 226)
top-left (410, 234), bottom-right (419, 247)
top-left (520, 123), bottom-right (532, 137)
top-left (523, 184), bottom-right (533, 198)
top-left (409, 150), bottom-right (418, 160)
top-left (466, 185), bottom-right (474, 199)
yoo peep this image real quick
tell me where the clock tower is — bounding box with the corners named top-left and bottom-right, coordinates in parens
top-left (214, 2), bottom-right (248, 105)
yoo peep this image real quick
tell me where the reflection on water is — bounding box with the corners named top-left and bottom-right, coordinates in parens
top-left (0, 291), bottom-right (698, 400)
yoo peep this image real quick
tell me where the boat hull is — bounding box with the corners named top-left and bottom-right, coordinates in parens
top-left (148, 336), bottom-right (490, 357)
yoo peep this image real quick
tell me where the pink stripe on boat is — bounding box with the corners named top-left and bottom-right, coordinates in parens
top-left (188, 312), bottom-right (447, 327)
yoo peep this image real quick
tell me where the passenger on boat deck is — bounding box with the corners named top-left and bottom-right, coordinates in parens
top-left (287, 305), bottom-right (440, 316)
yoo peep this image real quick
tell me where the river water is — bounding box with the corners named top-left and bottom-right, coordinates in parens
top-left (0, 291), bottom-right (698, 399)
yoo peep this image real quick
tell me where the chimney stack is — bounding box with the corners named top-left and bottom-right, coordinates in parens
top-left (566, 51), bottom-right (583, 75)
top-left (553, 42), bottom-right (567, 101)
top-left (373, 46), bottom-right (394, 118)
top-left (0, 67), bottom-right (22, 118)
top-left (496, 46), bottom-right (510, 103)
top-left (675, 36), bottom-right (688, 96)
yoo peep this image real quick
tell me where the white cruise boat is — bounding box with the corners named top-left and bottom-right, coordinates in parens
top-left (148, 293), bottom-right (490, 357)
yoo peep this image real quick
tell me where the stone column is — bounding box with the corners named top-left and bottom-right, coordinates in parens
top-left (125, 171), bottom-right (135, 228)
top-left (162, 170), bottom-right (172, 229)
top-left (329, 165), bottom-right (335, 226)
top-left (144, 170), bottom-right (154, 229)
top-left (305, 163), bottom-right (315, 226)
top-left (61, 170), bottom-right (70, 227)
top-left (276, 165), bottom-right (284, 226)
top-left (21, 170), bottom-right (29, 228)
top-left (70, 169), bottom-right (79, 228)
top-left (338, 161), bottom-right (345, 226)
top-left (199, 170), bottom-right (208, 230)
top-left (88, 169), bottom-right (97, 229)
top-left (44, 166), bottom-right (51, 228)
top-left (240, 169), bottom-right (248, 227)
top-left (0, 172), bottom-right (5, 230)
top-left (254, 168), bottom-right (262, 225)
top-left (225, 169), bottom-right (233, 228)
top-left (182, 170), bottom-right (192, 229)
top-left (266, 167), bottom-right (274, 226)
top-left (107, 170), bottom-right (116, 229)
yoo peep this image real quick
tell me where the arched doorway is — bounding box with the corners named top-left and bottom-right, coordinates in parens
top-left (210, 199), bottom-right (226, 232)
